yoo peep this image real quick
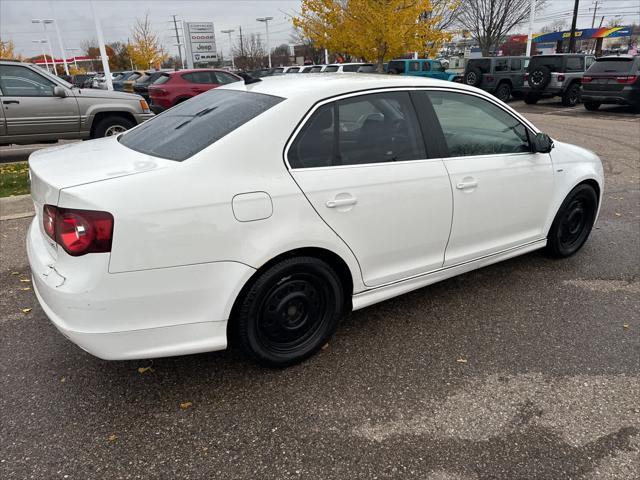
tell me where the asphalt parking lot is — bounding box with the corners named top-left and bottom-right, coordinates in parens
top-left (1, 101), bottom-right (638, 479)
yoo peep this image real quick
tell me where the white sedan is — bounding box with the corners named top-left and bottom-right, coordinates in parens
top-left (27, 74), bottom-right (604, 367)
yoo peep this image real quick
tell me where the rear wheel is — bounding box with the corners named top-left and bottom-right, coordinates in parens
top-left (546, 184), bottom-right (598, 258)
top-left (561, 83), bottom-right (581, 107)
top-left (495, 82), bottom-right (512, 102)
top-left (235, 257), bottom-right (344, 367)
top-left (464, 67), bottom-right (483, 87)
top-left (91, 115), bottom-right (135, 138)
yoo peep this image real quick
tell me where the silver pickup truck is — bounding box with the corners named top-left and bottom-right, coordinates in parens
top-left (0, 61), bottom-right (154, 146)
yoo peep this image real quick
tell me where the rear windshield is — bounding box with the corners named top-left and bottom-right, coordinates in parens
top-left (119, 89), bottom-right (283, 161)
top-left (528, 56), bottom-right (563, 72)
top-left (588, 58), bottom-right (636, 74)
top-left (152, 73), bottom-right (171, 85)
top-left (323, 65), bottom-right (339, 72)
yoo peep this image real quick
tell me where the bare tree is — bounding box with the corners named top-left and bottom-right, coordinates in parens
top-left (421, 0), bottom-right (463, 54)
top-left (540, 19), bottom-right (568, 33)
top-left (457, 0), bottom-right (546, 56)
top-left (233, 33), bottom-right (267, 70)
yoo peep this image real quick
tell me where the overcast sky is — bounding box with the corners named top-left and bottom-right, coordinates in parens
top-left (1, 0), bottom-right (639, 59)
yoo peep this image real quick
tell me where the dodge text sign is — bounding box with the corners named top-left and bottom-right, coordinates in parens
top-left (183, 21), bottom-right (217, 68)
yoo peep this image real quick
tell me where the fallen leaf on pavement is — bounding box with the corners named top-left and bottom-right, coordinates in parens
top-left (20, 278), bottom-right (31, 283)
top-left (180, 402), bottom-right (193, 410)
top-left (108, 434), bottom-right (117, 442)
top-left (20, 287), bottom-right (31, 291)
top-left (60, 377), bottom-right (66, 383)
top-left (11, 272), bottom-right (19, 275)
top-left (614, 212), bottom-right (622, 217)
top-left (321, 343), bottom-right (329, 350)
top-left (137, 366), bottom-right (154, 374)
top-left (21, 308), bottom-right (32, 314)
top-left (623, 324), bottom-right (630, 329)
top-left (456, 358), bottom-right (468, 364)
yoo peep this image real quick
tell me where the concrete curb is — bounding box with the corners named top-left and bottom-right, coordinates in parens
top-left (0, 194), bottom-right (34, 221)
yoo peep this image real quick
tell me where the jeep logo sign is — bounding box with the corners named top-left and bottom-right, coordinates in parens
top-left (183, 21), bottom-right (217, 68)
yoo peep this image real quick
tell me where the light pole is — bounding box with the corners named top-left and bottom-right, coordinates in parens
top-left (32, 39), bottom-right (50, 72)
top-left (67, 47), bottom-right (80, 70)
top-left (89, 0), bottom-right (113, 90)
top-left (221, 29), bottom-right (235, 70)
top-left (526, 0), bottom-right (536, 57)
top-left (32, 19), bottom-right (58, 75)
top-left (256, 17), bottom-right (273, 68)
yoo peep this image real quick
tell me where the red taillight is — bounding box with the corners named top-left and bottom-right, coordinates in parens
top-left (43, 205), bottom-right (113, 256)
top-left (151, 87), bottom-right (167, 96)
top-left (524, 73), bottom-right (529, 80)
top-left (557, 74), bottom-right (565, 82)
top-left (486, 75), bottom-right (494, 82)
top-left (616, 75), bottom-right (637, 84)
top-left (582, 76), bottom-right (592, 83)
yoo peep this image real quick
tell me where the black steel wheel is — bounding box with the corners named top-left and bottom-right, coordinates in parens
top-left (546, 184), bottom-right (598, 258)
top-left (235, 257), bottom-right (344, 367)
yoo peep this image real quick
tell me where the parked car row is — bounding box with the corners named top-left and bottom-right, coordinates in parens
top-left (461, 53), bottom-right (639, 110)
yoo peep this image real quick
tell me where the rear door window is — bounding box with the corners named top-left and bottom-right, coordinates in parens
top-left (494, 59), bottom-right (509, 72)
top-left (288, 91), bottom-right (426, 168)
top-left (510, 59), bottom-right (522, 71)
top-left (388, 61), bottom-right (405, 74)
top-left (323, 65), bottom-right (339, 72)
top-left (409, 61), bottom-right (420, 72)
top-left (422, 62), bottom-right (431, 72)
top-left (182, 71), bottom-right (214, 84)
top-left (528, 56), bottom-right (562, 72)
top-left (119, 89), bottom-right (283, 161)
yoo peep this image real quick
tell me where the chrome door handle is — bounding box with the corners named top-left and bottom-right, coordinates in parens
top-left (456, 180), bottom-right (478, 189)
top-left (326, 197), bottom-right (357, 208)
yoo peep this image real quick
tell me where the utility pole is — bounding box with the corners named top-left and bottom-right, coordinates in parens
top-left (526, 0), bottom-right (536, 57)
top-left (568, 0), bottom-right (580, 53)
top-left (89, 0), bottom-right (112, 90)
top-left (238, 26), bottom-right (245, 57)
top-left (590, 0), bottom-right (600, 28)
top-left (170, 15), bottom-right (184, 70)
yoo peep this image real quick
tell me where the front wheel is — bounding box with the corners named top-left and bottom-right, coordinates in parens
top-left (235, 257), bottom-right (344, 367)
top-left (546, 184), bottom-right (598, 258)
top-left (495, 83), bottom-right (512, 102)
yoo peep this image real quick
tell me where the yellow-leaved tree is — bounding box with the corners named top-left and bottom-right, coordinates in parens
top-left (128, 13), bottom-right (167, 69)
top-left (293, 0), bottom-right (454, 72)
top-left (0, 38), bottom-right (17, 59)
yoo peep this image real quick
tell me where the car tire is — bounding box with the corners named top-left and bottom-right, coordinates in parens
top-left (528, 65), bottom-right (551, 90)
top-left (91, 115), bottom-right (135, 139)
top-left (464, 67), bottom-right (483, 87)
top-left (561, 83), bottom-right (581, 107)
top-left (495, 82), bottom-right (512, 102)
top-left (546, 184), bottom-right (598, 258)
top-left (235, 256), bottom-right (344, 367)
top-left (584, 101), bottom-right (601, 111)
top-left (524, 94), bottom-right (540, 105)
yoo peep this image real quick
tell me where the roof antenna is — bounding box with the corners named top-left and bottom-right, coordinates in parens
top-left (238, 72), bottom-right (262, 85)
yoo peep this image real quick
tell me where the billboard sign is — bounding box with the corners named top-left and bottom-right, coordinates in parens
top-left (183, 21), bottom-right (217, 67)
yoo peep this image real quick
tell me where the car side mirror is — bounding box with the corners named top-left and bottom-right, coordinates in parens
top-left (53, 86), bottom-right (67, 98)
top-left (532, 132), bottom-right (554, 153)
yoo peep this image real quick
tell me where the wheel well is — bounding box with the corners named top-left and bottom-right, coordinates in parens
top-left (579, 179), bottom-right (601, 201)
top-left (90, 111), bottom-right (136, 136)
top-left (229, 248), bottom-right (355, 332)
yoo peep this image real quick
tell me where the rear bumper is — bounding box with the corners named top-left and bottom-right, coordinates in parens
top-left (582, 89), bottom-right (639, 106)
top-left (27, 218), bottom-right (256, 360)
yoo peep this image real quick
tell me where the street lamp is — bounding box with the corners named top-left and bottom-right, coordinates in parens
top-left (32, 19), bottom-right (60, 75)
top-left (220, 29), bottom-right (235, 70)
top-left (256, 17), bottom-right (273, 68)
top-left (32, 39), bottom-right (50, 72)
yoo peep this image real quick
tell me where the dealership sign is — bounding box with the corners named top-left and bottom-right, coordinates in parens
top-left (183, 21), bottom-right (218, 67)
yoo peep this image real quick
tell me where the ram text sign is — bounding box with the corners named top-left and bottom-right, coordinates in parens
top-left (183, 22), bottom-right (218, 67)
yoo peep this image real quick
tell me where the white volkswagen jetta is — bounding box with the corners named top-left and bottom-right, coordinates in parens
top-left (27, 74), bottom-right (603, 367)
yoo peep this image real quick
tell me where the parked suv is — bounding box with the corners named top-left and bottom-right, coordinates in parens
top-left (147, 68), bottom-right (241, 112)
top-left (387, 59), bottom-right (458, 81)
top-left (524, 54), bottom-right (595, 106)
top-left (0, 61), bottom-right (153, 145)
top-left (463, 56), bottom-right (529, 102)
top-left (581, 55), bottom-right (640, 111)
